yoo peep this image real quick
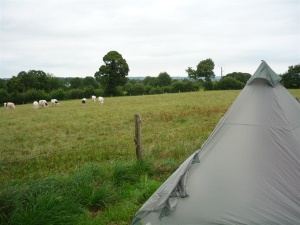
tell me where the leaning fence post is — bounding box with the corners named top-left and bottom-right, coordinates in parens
top-left (134, 113), bottom-right (143, 160)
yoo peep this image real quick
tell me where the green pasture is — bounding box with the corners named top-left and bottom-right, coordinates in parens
top-left (1, 89), bottom-right (299, 225)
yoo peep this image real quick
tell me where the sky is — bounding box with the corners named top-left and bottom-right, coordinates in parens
top-left (0, 0), bottom-right (299, 79)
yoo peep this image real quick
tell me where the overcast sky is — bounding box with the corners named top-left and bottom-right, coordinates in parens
top-left (0, 0), bottom-right (299, 79)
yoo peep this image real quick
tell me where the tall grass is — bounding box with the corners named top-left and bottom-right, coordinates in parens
top-left (1, 90), bottom-right (299, 224)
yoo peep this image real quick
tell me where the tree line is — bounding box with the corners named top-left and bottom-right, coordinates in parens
top-left (1, 51), bottom-right (299, 105)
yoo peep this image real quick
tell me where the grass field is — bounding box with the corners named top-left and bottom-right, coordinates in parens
top-left (1, 89), bottom-right (299, 224)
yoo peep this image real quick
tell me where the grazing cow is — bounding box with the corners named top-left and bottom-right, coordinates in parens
top-left (92, 95), bottom-right (96, 103)
top-left (33, 101), bottom-right (39, 109)
top-left (4, 102), bottom-right (15, 109)
top-left (51, 99), bottom-right (60, 106)
top-left (82, 98), bottom-right (87, 105)
top-left (39, 100), bottom-right (48, 107)
top-left (98, 96), bottom-right (104, 105)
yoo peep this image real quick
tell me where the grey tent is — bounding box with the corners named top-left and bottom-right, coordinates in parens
top-left (131, 61), bottom-right (300, 225)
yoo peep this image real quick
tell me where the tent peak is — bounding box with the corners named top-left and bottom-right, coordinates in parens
top-left (247, 61), bottom-right (282, 87)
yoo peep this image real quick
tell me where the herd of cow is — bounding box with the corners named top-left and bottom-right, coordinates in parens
top-left (3, 95), bottom-right (104, 109)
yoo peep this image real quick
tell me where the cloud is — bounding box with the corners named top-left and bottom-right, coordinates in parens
top-left (0, 0), bottom-right (299, 78)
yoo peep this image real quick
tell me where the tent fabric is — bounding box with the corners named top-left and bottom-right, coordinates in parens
top-left (131, 61), bottom-right (300, 225)
top-left (131, 150), bottom-right (201, 224)
top-left (247, 60), bottom-right (282, 87)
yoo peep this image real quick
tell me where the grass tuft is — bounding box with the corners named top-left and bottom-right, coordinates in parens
top-left (112, 160), bottom-right (152, 186)
top-left (9, 189), bottom-right (83, 225)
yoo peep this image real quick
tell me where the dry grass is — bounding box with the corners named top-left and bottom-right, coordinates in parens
top-left (1, 89), bottom-right (299, 180)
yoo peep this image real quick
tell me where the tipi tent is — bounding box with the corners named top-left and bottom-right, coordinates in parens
top-left (131, 61), bottom-right (300, 225)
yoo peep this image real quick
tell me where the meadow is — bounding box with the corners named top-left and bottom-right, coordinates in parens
top-left (1, 89), bottom-right (299, 224)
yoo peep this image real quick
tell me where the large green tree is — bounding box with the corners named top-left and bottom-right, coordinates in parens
top-left (16, 70), bottom-right (59, 92)
top-left (157, 72), bottom-right (172, 88)
top-left (186, 58), bottom-right (215, 81)
top-left (281, 64), bottom-right (300, 88)
top-left (27, 70), bottom-right (50, 91)
top-left (224, 72), bottom-right (251, 84)
top-left (94, 51), bottom-right (129, 96)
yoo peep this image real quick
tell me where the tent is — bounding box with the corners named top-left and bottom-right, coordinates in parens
top-left (131, 61), bottom-right (300, 225)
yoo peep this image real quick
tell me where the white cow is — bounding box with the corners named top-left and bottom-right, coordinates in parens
top-left (82, 98), bottom-right (87, 105)
top-left (4, 102), bottom-right (15, 109)
top-left (39, 100), bottom-right (48, 107)
top-left (92, 95), bottom-right (96, 103)
top-left (98, 96), bottom-right (104, 105)
top-left (51, 99), bottom-right (60, 106)
top-left (33, 101), bottom-right (39, 109)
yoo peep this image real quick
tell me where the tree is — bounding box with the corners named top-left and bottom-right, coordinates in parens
top-left (15, 70), bottom-right (55, 92)
top-left (128, 79), bottom-right (138, 85)
top-left (17, 71), bottom-right (32, 91)
top-left (143, 76), bottom-right (158, 87)
top-left (28, 70), bottom-right (50, 91)
top-left (186, 58), bottom-right (215, 81)
top-left (6, 76), bottom-right (22, 94)
top-left (149, 87), bottom-right (163, 95)
top-left (224, 72), bottom-right (251, 84)
top-left (0, 78), bottom-right (6, 90)
top-left (48, 76), bottom-right (65, 90)
top-left (182, 79), bottom-right (198, 92)
top-left (123, 83), bottom-right (133, 95)
top-left (157, 72), bottom-right (172, 88)
top-left (0, 89), bottom-right (10, 103)
top-left (132, 83), bottom-right (145, 95)
top-left (170, 81), bottom-right (185, 93)
top-left (281, 64), bottom-right (300, 88)
top-left (69, 77), bottom-right (83, 89)
top-left (24, 89), bottom-right (42, 102)
top-left (218, 76), bottom-right (244, 90)
top-left (68, 88), bottom-right (84, 99)
top-left (83, 86), bottom-right (95, 97)
top-left (94, 51), bottom-right (129, 96)
top-left (50, 88), bottom-right (66, 100)
top-left (83, 76), bottom-right (99, 89)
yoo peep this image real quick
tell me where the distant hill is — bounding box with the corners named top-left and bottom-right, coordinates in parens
top-left (128, 76), bottom-right (189, 81)
top-left (128, 76), bottom-right (222, 81)
top-left (2, 76), bottom-right (222, 81)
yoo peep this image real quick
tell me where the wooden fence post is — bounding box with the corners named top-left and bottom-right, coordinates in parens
top-left (134, 113), bottom-right (143, 160)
